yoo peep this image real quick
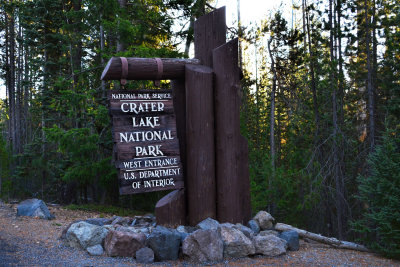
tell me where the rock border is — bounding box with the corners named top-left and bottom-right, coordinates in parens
top-left (60, 210), bottom-right (294, 264)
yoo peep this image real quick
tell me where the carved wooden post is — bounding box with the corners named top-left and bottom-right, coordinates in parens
top-left (194, 7), bottom-right (226, 67)
top-left (185, 64), bottom-right (216, 225)
top-left (155, 189), bottom-right (186, 227)
top-left (213, 38), bottom-right (251, 224)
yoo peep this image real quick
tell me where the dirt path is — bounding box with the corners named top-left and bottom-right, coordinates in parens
top-left (0, 201), bottom-right (399, 267)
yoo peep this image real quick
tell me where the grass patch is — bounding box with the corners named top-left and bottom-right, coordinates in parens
top-left (65, 204), bottom-right (144, 217)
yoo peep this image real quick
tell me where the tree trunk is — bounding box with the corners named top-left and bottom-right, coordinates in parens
top-left (267, 38), bottom-right (276, 214)
top-left (365, 0), bottom-right (375, 151)
top-left (275, 223), bottom-right (369, 252)
top-left (184, 18), bottom-right (194, 57)
top-left (72, 0), bottom-right (82, 85)
top-left (305, 0), bottom-right (320, 142)
top-left (7, 4), bottom-right (16, 155)
top-left (15, 22), bottom-right (22, 154)
top-left (237, 0), bottom-right (242, 70)
top-left (100, 21), bottom-right (106, 98)
top-left (329, 0), bottom-right (344, 240)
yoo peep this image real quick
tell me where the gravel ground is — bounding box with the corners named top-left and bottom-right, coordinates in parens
top-left (0, 201), bottom-right (399, 267)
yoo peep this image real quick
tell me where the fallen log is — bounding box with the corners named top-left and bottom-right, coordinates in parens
top-left (275, 223), bottom-right (369, 252)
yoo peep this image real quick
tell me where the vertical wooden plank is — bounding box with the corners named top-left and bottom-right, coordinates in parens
top-left (185, 64), bottom-right (216, 225)
top-left (194, 7), bottom-right (226, 67)
top-left (213, 38), bottom-right (251, 224)
top-left (155, 189), bottom-right (186, 227)
top-left (170, 79), bottom-right (188, 224)
top-left (171, 79), bottom-right (187, 179)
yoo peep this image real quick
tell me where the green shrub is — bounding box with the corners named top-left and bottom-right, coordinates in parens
top-left (352, 129), bottom-right (400, 259)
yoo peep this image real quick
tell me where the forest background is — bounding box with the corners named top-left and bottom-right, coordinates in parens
top-left (0, 0), bottom-right (399, 259)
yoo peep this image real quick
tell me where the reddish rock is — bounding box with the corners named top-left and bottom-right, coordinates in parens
top-left (104, 230), bottom-right (146, 257)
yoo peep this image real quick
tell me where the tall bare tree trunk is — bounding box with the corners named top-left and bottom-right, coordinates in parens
top-left (100, 21), bottom-right (106, 98)
top-left (302, 0), bottom-right (307, 50)
top-left (7, 3), bottom-right (16, 155)
top-left (267, 38), bottom-right (276, 214)
top-left (305, 0), bottom-right (319, 142)
top-left (365, 0), bottom-right (375, 151)
top-left (330, 0), bottom-right (343, 239)
top-left (237, 0), bottom-right (242, 70)
top-left (254, 39), bottom-right (260, 147)
top-left (15, 21), bottom-right (22, 154)
top-left (337, 0), bottom-right (346, 234)
top-left (184, 18), bottom-right (194, 57)
top-left (24, 36), bottom-right (30, 146)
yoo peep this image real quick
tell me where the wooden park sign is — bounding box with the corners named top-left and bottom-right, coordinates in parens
top-left (102, 6), bottom-right (251, 227)
top-left (108, 90), bottom-right (184, 194)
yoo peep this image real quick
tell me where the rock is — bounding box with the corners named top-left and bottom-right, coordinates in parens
top-left (234, 223), bottom-right (255, 239)
top-left (175, 230), bottom-right (189, 242)
top-left (65, 221), bottom-right (109, 250)
top-left (86, 244), bottom-right (104, 256)
top-left (176, 225), bottom-right (198, 234)
top-left (131, 214), bottom-right (156, 227)
top-left (279, 230), bottom-right (299, 251)
top-left (196, 217), bottom-right (220, 230)
top-left (17, 199), bottom-right (54, 220)
top-left (253, 211), bottom-right (275, 230)
top-left (182, 229), bottom-right (224, 263)
top-left (253, 234), bottom-right (287, 256)
top-left (60, 220), bottom-right (82, 240)
top-left (114, 225), bottom-right (151, 237)
top-left (247, 219), bottom-right (260, 234)
top-left (176, 225), bottom-right (198, 242)
top-left (220, 222), bottom-right (235, 227)
top-left (111, 216), bottom-right (132, 226)
top-left (102, 225), bottom-right (117, 233)
top-left (135, 247), bottom-right (155, 264)
top-left (85, 218), bottom-right (113, 226)
top-left (218, 225), bottom-right (255, 258)
top-left (259, 230), bottom-right (279, 236)
top-left (146, 226), bottom-right (181, 261)
top-left (135, 227), bottom-right (152, 237)
top-left (104, 230), bottom-right (146, 257)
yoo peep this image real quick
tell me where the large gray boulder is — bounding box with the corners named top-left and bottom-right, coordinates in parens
top-left (104, 230), bottom-right (146, 257)
top-left (182, 229), bottom-right (224, 263)
top-left (253, 211), bottom-right (275, 230)
top-left (218, 225), bottom-right (255, 258)
top-left (146, 226), bottom-right (181, 261)
top-left (17, 199), bottom-right (54, 220)
top-left (196, 217), bottom-right (220, 230)
top-left (253, 234), bottom-right (287, 256)
top-left (65, 221), bottom-right (109, 249)
top-left (279, 230), bottom-right (299, 251)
